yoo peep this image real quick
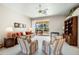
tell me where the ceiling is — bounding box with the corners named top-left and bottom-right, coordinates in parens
top-left (1, 3), bottom-right (79, 18)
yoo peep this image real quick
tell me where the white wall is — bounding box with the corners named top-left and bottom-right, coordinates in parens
top-left (72, 8), bottom-right (79, 16)
top-left (0, 5), bottom-right (31, 41)
top-left (32, 15), bottom-right (66, 35)
top-left (49, 16), bottom-right (66, 34)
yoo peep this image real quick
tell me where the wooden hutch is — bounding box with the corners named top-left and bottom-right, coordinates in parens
top-left (64, 16), bottom-right (78, 46)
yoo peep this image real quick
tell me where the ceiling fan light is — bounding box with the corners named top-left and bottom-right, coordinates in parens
top-left (38, 10), bottom-right (42, 13)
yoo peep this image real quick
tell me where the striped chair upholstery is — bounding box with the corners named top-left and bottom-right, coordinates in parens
top-left (18, 38), bottom-right (28, 54)
top-left (54, 38), bottom-right (65, 55)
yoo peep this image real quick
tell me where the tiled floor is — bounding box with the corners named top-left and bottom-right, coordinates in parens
top-left (32, 36), bottom-right (50, 55)
top-left (34, 48), bottom-right (45, 55)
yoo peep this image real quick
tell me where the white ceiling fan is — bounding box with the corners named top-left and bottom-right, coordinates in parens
top-left (37, 4), bottom-right (48, 15)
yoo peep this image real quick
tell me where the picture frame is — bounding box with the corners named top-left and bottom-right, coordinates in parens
top-left (22, 24), bottom-right (24, 28)
top-left (14, 22), bottom-right (26, 28)
top-left (14, 23), bottom-right (20, 28)
top-left (24, 24), bottom-right (26, 28)
top-left (20, 24), bottom-right (23, 28)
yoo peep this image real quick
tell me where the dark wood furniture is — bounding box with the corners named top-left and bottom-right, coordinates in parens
top-left (64, 16), bottom-right (78, 46)
top-left (0, 43), bottom-right (3, 48)
top-left (4, 38), bottom-right (18, 48)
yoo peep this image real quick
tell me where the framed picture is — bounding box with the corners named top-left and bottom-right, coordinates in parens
top-left (24, 24), bottom-right (26, 28)
top-left (22, 24), bottom-right (23, 28)
top-left (14, 23), bottom-right (20, 28)
top-left (14, 22), bottom-right (26, 28)
top-left (20, 24), bottom-right (23, 28)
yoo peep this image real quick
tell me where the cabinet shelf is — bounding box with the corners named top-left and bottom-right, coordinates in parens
top-left (64, 16), bottom-right (78, 46)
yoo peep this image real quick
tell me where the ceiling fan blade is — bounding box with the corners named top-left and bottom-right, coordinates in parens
top-left (45, 9), bottom-right (48, 10)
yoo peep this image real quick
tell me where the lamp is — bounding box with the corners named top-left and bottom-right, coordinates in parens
top-left (29, 27), bottom-right (32, 32)
top-left (5, 27), bottom-right (14, 38)
top-left (5, 27), bottom-right (14, 32)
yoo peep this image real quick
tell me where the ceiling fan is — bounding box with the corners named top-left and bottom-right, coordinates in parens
top-left (37, 4), bottom-right (48, 15)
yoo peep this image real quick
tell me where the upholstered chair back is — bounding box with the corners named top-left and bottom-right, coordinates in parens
top-left (54, 38), bottom-right (65, 55)
top-left (18, 38), bottom-right (27, 54)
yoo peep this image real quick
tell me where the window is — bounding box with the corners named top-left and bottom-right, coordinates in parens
top-left (32, 20), bottom-right (49, 35)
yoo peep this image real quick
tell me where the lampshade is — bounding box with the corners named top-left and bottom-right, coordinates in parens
top-left (27, 27), bottom-right (32, 32)
top-left (29, 27), bottom-right (32, 31)
top-left (5, 27), bottom-right (14, 32)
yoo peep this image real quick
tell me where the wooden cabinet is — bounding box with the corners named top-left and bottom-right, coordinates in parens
top-left (64, 16), bottom-right (78, 46)
top-left (4, 38), bottom-right (18, 48)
